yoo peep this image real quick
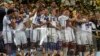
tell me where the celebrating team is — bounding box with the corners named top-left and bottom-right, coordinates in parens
top-left (2, 1), bottom-right (97, 56)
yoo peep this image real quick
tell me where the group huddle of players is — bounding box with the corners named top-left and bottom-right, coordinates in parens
top-left (2, 1), bottom-right (99, 56)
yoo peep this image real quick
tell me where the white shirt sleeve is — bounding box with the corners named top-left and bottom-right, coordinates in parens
top-left (23, 15), bottom-right (29, 23)
top-left (32, 12), bottom-right (37, 24)
top-left (51, 21), bottom-right (56, 27)
top-left (5, 17), bottom-right (11, 24)
top-left (91, 22), bottom-right (96, 29)
top-left (16, 22), bottom-right (24, 31)
top-left (65, 16), bottom-right (69, 20)
top-left (58, 16), bottom-right (61, 24)
top-left (32, 17), bottom-right (36, 24)
top-left (40, 15), bottom-right (46, 23)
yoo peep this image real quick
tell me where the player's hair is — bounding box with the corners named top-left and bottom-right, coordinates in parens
top-left (7, 9), bottom-right (15, 15)
top-left (0, 53), bottom-right (3, 56)
top-left (16, 53), bottom-right (21, 56)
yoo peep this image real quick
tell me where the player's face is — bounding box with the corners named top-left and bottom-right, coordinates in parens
top-left (10, 4), bottom-right (15, 8)
top-left (9, 12), bottom-right (15, 17)
top-left (4, 3), bottom-right (9, 8)
top-left (14, 11), bottom-right (19, 17)
top-left (51, 2), bottom-right (57, 8)
top-left (20, 4), bottom-right (24, 8)
top-left (63, 10), bottom-right (70, 16)
top-left (77, 13), bottom-right (82, 19)
top-left (20, 8), bottom-right (24, 13)
top-left (82, 15), bottom-right (89, 22)
top-left (51, 9), bottom-right (57, 16)
top-left (96, 12), bottom-right (100, 19)
top-left (18, 13), bottom-right (23, 20)
top-left (44, 9), bottom-right (49, 15)
top-left (66, 10), bottom-right (70, 16)
top-left (41, 9), bottom-right (45, 15)
top-left (67, 21), bottom-right (72, 26)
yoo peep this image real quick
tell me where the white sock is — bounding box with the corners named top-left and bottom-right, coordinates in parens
top-left (17, 48), bottom-right (20, 52)
top-left (64, 48), bottom-right (68, 56)
top-left (79, 52), bottom-right (83, 56)
top-left (30, 49), bottom-right (34, 53)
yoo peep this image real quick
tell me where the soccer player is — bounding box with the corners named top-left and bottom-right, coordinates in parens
top-left (58, 9), bottom-right (70, 56)
top-left (3, 9), bottom-right (15, 55)
top-left (31, 10), bottom-right (41, 49)
top-left (39, 8), bottom-right (50, 52)
top-left (14, 11), bottom-right (27, 51)
top-left (48, 8), bottom-right (59, 51)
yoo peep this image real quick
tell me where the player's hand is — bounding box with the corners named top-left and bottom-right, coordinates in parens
top-left (11, 19), bottom-right (16, 23)
top-left (61, 26), bottom-right (65, 29)
top-left (56, 27), bottom-right (61, 30)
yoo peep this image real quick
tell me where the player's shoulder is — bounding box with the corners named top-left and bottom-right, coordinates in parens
top-left (58, 15), bottom-right (64, 20)
top-left (89, 21), bottom-right (94, 24)
top-left (58, 15), bottom-right (68, 19)
top-left (58, 15), bottom-right (63, 18)
top-left (3, 15), bottom-right (8, 20)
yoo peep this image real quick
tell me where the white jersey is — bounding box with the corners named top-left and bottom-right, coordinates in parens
top-left (16, 21), bottom-right (24, 31)
top-left (76, 21), bottom-right (96, 45)
top-left (23, 14), bottom-right (30, 38)
top-left (58, 15), bottom-right (69, 28)
top-left (23, 14), bottom-right (29, 23)
top-left (81, 21), bottom-right (96, 44)
top-left (81, 22), bottom-right (96, 33)
top-left (50, 15), bottom-right (58, 27)
top-left (31, 14), bottom-right (41, 42)
top-left (3, 15), bottom-right (12, 44)
top-left (65, 27), bottom-right (75, 42)
top-left (40, 14), bottom-right (50, 27)
top-left (14, 21), bottom-right (27, 46)
top-left (39, 15), bottom-right (50, 45)
top-left (31, 12), bottom-right (37, 24)
top-left (32, 15), bottom-right (40, 25)
top-left (3, 15), bottom-right (11, 32)
top-left (58, 15), bottom-right (69, 41)
top-left (48, 15), bottom-right (58, 43)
